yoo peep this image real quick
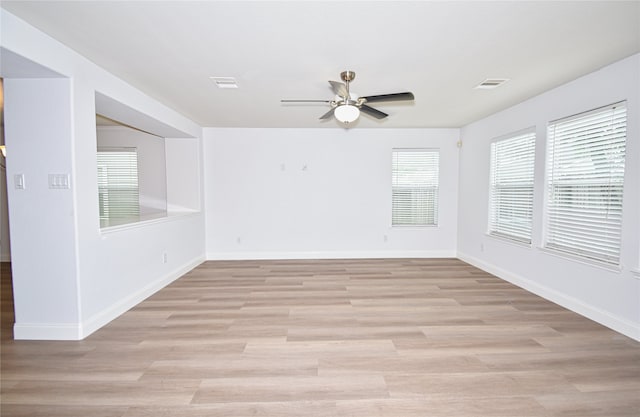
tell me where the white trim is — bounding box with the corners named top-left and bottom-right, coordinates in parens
top-left (457, 251), bottom-right (640, 342)
top-left (207, 250), bottom-right (456, 261)
top-left (79, 256), bottom-right (205, 339)
top-left (14, 323), bottom-right (82, 341)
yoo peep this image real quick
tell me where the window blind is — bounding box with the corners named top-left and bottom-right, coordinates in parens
top-left (489, 130), bottom-right (536, 243)
top-left (545, 102), bottom-right (627, 264)
top-left (97, 147), bottom-right (139, 225)
top-left (392, 149), bottom-right (439, 226)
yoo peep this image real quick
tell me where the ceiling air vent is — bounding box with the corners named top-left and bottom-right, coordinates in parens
top-left (475, 78), bottom-right (509, 89)
top-left (210, 77), bottom-right (239, 89)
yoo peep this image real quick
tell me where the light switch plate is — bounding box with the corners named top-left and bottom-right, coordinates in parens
top-left (48, 174), bottom-right (70, 189)
top-left (14, 174), bottom-right (25, 190)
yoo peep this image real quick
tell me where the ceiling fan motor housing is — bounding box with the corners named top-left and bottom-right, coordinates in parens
top-left (340, 70), bottom-right (356, 83)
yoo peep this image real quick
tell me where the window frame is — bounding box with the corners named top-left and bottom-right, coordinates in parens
top-left (543, 101), bottom-right (627, 266)
top-left (391, 148), bottom-right (440, 227)
top-left (487, 128), bottom-right (536, 245)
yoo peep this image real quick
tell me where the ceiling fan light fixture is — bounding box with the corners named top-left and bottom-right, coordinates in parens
top-left (334, 104), bottom-right (360, 124)
top-left (281, 71), bottom-right (414, 124)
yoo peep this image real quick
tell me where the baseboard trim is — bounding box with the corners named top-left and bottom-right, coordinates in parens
top-left (79, 256), bottom-right (205, 339)
top-left (457, 251), bottom-right (640, 342)
top-left (13, 256), bottom-right (205, 341)
top-left (14, 322), bottom-right (82, 341)
top-left (207, 250), bottom-right (457, 261)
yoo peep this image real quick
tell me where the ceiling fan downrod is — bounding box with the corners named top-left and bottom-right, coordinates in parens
top-left (340, 70), bottom-right (355, 99)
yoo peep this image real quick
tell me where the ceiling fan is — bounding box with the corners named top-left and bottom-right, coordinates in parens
top-left (281, 70), bottom-right (415, 124)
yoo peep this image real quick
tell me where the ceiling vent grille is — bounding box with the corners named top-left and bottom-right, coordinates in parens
top-left (210, 77), bottom-right (239, 89)
top-left (475, 78), bottom-right (510, 89)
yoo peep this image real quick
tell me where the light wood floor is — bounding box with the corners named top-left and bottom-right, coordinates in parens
top-left (1, 259), bottom-right (639, 416)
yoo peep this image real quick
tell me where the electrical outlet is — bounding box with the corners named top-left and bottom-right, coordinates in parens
top-left (162, 252), bottom-right (168, 264)
top-left (480, 243), bottom-right (485, 252)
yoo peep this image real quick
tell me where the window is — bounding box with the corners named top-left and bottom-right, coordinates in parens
top-left (97, 147), bottom-right (139, 227)
top-left (544, 102), bottom-right (627, 265)
top-left (488, 129), bottom-right (536, 243)
top-left (392, 149), bottom-right (439, 226)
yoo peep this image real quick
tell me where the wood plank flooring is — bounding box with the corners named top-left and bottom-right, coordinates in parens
top-left (1, 259), bottom-right (639, 416)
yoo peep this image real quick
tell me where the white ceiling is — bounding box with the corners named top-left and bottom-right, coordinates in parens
top-left (2, 1), bottom-right (639, 128)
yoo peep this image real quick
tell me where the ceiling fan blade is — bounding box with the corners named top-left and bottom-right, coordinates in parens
top-left (361, 92), bottom-right (415, 103)
top-left (319, 108), bottom-right (335, 120)
top-left (360, 104), bottom-right (388, 119)
top-left (329, 81), bottom-right (348, 98)
top-left (281, 99), bottom-right (331, 103)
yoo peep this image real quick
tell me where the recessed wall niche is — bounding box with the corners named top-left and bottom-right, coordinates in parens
top-left (96, 115), bottom-right (167, 228)
top-left (95, 92), bottom-right (201, 229)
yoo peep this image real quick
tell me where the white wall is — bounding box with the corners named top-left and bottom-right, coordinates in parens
top-left (166, 137), bottom-right (201, 212)
top-left (0, 124), bottom-right (10, 262)
top-left (1, 9), bottom-right (206, 339)
top-left (458, 54), bottom-right (640, 340)
top-left (97, 125), bottom-right (168, 215)
top-left (4, 78), bottom-right (80, 334)
top-left (205, 128), bottom-right (459, 259)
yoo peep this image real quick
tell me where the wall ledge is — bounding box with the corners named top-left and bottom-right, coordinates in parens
top-left (100, 211), bottom-right (200, 234)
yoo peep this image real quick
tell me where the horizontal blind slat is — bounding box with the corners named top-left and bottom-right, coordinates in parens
top-left (545, 102), bottom-right (626, 264)
top-left (97, 148), bottom-right (140, 223)
top-left (392, 150), bottom-right (439, 226)
top-left (489, 131), bottom-right (535, 242)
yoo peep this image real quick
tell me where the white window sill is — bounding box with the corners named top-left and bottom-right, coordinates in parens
top-left (485, 232), bottom-right (532, 248)
top-left (392, 224), bottom-right (439, 228)
top-left (537, 246), bottom-right (622, 273)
